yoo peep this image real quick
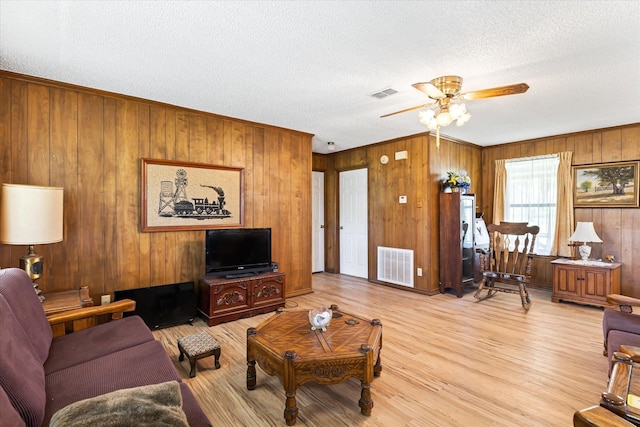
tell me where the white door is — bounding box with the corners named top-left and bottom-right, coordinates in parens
top-left (340, 168), bottom-right (368, 278)
top-left (312, 171), bottom-right (325, 273)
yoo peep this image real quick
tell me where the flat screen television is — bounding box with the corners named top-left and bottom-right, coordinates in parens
top-left (205, 228), bottom-right (272, 278)
top-left (114, 281), bottom-right (196, 330)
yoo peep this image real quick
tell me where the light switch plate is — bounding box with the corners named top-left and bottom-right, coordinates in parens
top-left (101, 295), bottom-right (111, 305)
top-left (399, 195), bottom-right (407, 204)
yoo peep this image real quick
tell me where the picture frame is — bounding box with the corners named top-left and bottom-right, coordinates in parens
top-left (141, 158), bottom-right (244, 232)
top-left (573, 160), bottom-right (639, 208)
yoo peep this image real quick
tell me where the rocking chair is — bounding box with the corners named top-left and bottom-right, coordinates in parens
top-left (474, 222), bottom-right (540, 310)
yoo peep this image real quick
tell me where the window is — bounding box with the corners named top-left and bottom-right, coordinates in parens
top-left (504, 155), bottom-right (559, 255)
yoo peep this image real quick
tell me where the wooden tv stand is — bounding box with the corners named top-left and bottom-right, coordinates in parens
top-left (197, 271), bottom-right (286, 326)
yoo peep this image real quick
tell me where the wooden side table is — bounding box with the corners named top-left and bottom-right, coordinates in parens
top-left (42, 286), bottom-right (93, 316)
top-left (551, 258), bottom-right (621, 307)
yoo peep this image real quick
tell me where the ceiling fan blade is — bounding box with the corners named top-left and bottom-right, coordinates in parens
top-left (412, 82), bottom-right (445, 99)
top-left (458, 83), bottom-right (529, 101)
top-left (380, 102), bottom-right (434, 118)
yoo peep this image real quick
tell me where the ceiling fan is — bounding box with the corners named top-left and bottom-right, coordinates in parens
top-left (381, 75), bottom-right (529, 146)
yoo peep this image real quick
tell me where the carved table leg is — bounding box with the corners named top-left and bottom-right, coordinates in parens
top-left (247, 358), bottom-right (256, 390)
top-left (284, 389), bottom-right (298, 426)
top-left (247, 327), bottom-right (257, 390)
top-left (283, 350), bottom-right (298, 425)
top-left (374, 353), bottom-right (382, 377)
top-left (359, 381), bottom-right (373, 416)
top-left (359, 342), bottom-right (375, 416)
top-left (372, 319), bottom-right (383, 378)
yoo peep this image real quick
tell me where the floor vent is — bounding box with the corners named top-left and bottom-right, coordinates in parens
top-left (377, 246), bottom-right (414, 288)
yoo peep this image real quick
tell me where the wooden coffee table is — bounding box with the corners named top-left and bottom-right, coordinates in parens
top-left (246, 304), bottom-right (382, 425)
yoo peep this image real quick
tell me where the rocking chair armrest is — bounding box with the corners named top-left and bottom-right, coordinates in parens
top-left (607, 294), bottom-right (640, 312)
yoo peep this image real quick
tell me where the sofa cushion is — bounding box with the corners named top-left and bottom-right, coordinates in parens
top-left (0, 385), bottom-right (26, 427)
top-left (49, 381), bottom-right (188, 427)
top-left (45, 315), bottom-right (155, 374)
top-left (603, 309), bottom-right (640, 339)
top-left (0, 268), bottom-right (52, 364)
top-left (0, 295), bottom-right (46, 427)
top-left (43, 340), bottom-right (182, 425)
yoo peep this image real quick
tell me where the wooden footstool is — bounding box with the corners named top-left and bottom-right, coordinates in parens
top-left (177, 332), bottom-right (221, 378)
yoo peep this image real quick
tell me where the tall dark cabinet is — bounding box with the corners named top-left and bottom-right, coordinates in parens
top-left (439, 192), bottom-right (476, 297)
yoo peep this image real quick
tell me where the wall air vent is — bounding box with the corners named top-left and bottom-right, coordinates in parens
top-left (377, 246), bottom-right (414, 288)
top-left (370, 88), bottom-right (398, 99)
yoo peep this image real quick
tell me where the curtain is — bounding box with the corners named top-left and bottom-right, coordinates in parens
top-left (493, 159), bottom-right (507, 225)
top-left (553, 151), bottom-right (574, 257)
top-left (505, 156), bottom-right (559, 255)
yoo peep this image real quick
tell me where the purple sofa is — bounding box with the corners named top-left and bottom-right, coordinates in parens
top-left (0, 268), bottom-right (211, 427)
top-left (603, 307), bottom-right (640, 374)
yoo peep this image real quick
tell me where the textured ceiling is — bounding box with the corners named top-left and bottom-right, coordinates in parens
top-left (1, 1), bottom-right (639, 154)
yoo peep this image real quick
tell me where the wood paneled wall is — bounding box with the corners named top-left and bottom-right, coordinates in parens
top-left (313, 134), bottom-right (481, 295)
top-left (480, 123), bottom-right (640, 296)
top-left (0, 71), bottom-right (313, 301)
top-left (316, 124), bottom-right (640, 298)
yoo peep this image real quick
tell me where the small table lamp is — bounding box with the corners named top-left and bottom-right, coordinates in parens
top-left (0, 183), bottom-right (64, 301)
top-left (569, 221), bottom-right (602, 261)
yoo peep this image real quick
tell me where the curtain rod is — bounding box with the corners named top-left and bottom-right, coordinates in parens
top-left (504, 153), bottom-right (560, 163)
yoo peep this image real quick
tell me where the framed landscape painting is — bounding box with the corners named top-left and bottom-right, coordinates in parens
top-left (573, 161), bottom-right (639, 208)
top-left (141, 158), bottom-right (244, 232)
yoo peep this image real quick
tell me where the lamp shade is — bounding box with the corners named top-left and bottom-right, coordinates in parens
top-left (569, 222), bottom-right (602, 244)
top-left (0, 184), bottom-right (64, 245)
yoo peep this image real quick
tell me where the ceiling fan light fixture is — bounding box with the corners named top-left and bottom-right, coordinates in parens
top-left (385, 75), bottom-right (527, 150)
top-left (418, 109), bottom-right (434, 123)
top-left (419, 100), bottom-right (470, 130)
top-left (386, 76), bottom-right (526, 124)
top-left (436, 111), bottom-right (453, 127)
top-left (456, 111), bottom-right (471, 126)
top-left (418, 110), bottom-right (439, 130)
top-left (449, 103), bottom-right (464, 116)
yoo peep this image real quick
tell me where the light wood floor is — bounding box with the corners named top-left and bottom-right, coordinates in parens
top-left (153, 273), bottom-right (609, 426)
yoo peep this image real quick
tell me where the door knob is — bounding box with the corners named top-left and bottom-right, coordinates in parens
top-left (340, 226), bottom-right (344, 229)
top-left (320, 225), bottom-right (325, 228)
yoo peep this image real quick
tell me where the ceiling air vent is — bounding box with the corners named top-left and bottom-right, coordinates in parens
top-left (370, 88), bottom-right (398, 99)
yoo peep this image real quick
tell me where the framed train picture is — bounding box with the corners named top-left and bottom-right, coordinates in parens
top-left (141, 158), bottom-right (244, 232)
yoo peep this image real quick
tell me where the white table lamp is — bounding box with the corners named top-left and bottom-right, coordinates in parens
top-left (569, 222), bottom-right (602, 261)
top-left (0, 184), bottom-right (64, 300)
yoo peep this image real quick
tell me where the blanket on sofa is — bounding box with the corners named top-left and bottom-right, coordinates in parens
top-left (49, 381), bottom-right (189, 427)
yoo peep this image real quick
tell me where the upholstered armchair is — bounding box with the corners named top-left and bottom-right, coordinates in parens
top-left (603, 294), bottom-right (640, 374)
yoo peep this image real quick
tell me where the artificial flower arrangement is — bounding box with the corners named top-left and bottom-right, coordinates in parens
top-left (445, 170), bottom-right (471, 191)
